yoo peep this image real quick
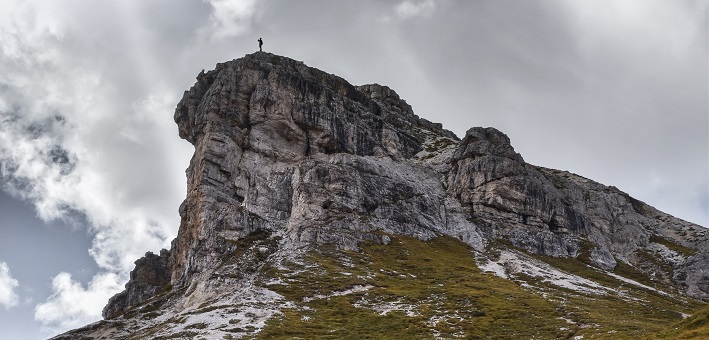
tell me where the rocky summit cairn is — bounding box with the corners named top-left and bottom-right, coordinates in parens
top-left (54, 52), bottom-right (708, 339)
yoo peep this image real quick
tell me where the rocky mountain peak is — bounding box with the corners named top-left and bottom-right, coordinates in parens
top-left (164, 52), bottom-right (482, 291)
top-left (55, 53), bottom-right (708, 339)
top-left (174, 52), bottom-right (441, 159)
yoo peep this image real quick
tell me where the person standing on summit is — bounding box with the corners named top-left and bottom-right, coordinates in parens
top-left (258, 38), bottom-right (263, 52)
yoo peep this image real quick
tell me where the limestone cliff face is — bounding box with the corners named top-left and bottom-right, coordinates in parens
top-left (168, 52), bottom-right (484, 286)
top-left (102, 52), bottom-right (708, 320)
top-left (103, 250), bottom-right (170, 319)
top-left (446, 126), bottom-right (709, 295)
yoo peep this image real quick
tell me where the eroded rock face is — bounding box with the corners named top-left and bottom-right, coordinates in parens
top-left (102, 250), bottom-right (170, 319)
top-left (167, 52), bottom-right (487, 291)
top-left (448, 127), bottom-right (590, 259)
top-left (446, 126), bottom-right (709, 297)
top-left (103, 52), bottom-right (708, 319)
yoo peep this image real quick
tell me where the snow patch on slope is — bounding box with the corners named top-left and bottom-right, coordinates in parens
top-left (303, 284), bottom-right (374, 302)
top-left (479, 250), bottom-right (607, 295)
top-left (605, 271), bottom-right (670, 297)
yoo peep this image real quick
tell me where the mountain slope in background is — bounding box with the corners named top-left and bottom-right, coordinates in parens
top-left (53, 53), bottom-right (707, 339)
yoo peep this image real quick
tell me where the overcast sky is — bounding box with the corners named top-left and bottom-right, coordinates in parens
top-left (0, 0), bottom-right (706, 338)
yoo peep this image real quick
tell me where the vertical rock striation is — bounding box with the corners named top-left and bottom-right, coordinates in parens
top-left (167, 52), bottom-right (485, 291)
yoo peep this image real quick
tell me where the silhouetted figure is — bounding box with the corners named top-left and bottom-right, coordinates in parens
top-left (258, 38), bottom-right (263, 52)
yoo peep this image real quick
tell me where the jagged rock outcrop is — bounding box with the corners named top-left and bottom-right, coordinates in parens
top-left (165, 52), bottom-right (486, 292)
top-left (102, 250), bottom-right (170, 319)
top-left (446, 126), bottom-right (709, 292)
top-left (97, 51), bottom-right (708, 327)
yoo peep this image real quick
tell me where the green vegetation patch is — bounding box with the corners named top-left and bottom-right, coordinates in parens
top-left (650, 304), bottom-right (709, 339)
top-left (122, 286), bottom-right (175, 320)
top-left (424, 138), bottom-right (456, 154)
top-left (186, 322), bottom-right (208, 329)
top-left (529, 248), bottom-right (703, 338)
top-left (190, 304), bottom-right (233, 315)
top-left (258, 235), bottom-right (570, 339)
top-left (649, 235), bottom-right (697, 258)
top-left (254, 235), bottom-right (705, 339)
top-left (152, 330), bottom-right (200, 339)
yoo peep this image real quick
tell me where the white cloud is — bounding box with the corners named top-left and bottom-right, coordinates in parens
top-left (0, 262), bottom-right (19, 310)
top-left (559, 0), bottom-right (706, 60)
top-left (34, 272), bottom-right (122, 337)
top-left (0, 0), bottom-right (195, 262)
top-left (0, 0), bottom-right (193, 333)
top-left (0, 66), bottom-right (181, 273)
top-left (199, 0), bottom-right (259, 39)
top-left (395, 0), bottom-right (436, 19)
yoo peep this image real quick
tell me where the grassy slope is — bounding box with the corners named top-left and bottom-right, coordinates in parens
top-left (255, 235), bottom-right (704, 339)
top-left (650, 305), bottom-right (709, 339)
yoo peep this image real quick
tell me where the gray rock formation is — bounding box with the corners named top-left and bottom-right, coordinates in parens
top-left (102, 250), bottom-right (170, 319)
top-left (446, 126), bottom-right (709, 297)
top-left (100, 51), bottom-right (708, 322)
top-left (167, 52), bottom-right (486, 290)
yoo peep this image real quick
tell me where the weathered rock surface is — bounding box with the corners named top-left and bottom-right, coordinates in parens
top-left (102, 250), bottom-right (170, 319)
top-left (165, 52), bottom-right (487, 293)
top-left (87, 52), bottom-right (706, 333)
top-left (445, 126), bottom-right (709, 296)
